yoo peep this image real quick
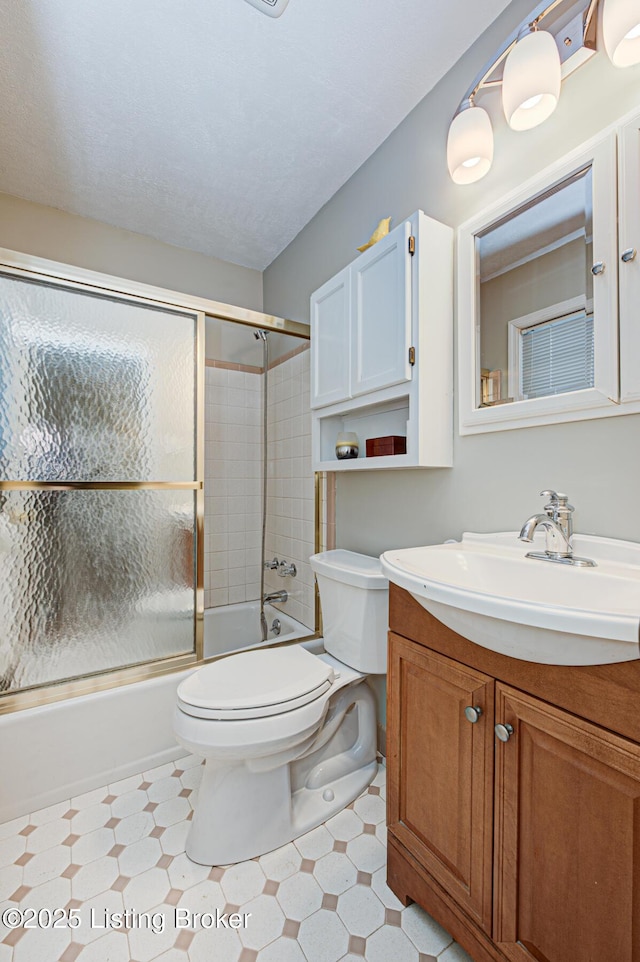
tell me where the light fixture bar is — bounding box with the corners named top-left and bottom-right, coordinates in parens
top-left (458, 0), bottom-right (598, 107)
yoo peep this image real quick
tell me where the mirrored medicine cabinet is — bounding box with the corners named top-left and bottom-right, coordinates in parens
top-left (457, 128), bottom-right (628, 435)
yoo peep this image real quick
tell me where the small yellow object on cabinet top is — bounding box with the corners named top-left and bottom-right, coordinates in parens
top-left (357, 217), bottom-right (392, 253)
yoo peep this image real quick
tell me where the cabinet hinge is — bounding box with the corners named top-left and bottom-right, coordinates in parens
top-left (408, 346), bottom-right (416, 366)
top-left (408, 235), bottom-right (416, 256)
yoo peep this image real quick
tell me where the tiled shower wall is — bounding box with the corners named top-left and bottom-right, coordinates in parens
top-left (263, 345), bottom-right (315, 630)
top-left (204, 346), bottom-right (315, 630)
top-left (203, 363), bottom-right (263, 609)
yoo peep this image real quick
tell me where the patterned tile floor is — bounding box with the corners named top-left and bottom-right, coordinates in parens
top-left (0, 758), bottom-right (473, 962)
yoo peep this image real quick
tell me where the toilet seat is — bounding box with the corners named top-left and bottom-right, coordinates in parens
top-left (177, 645), bottom-right (335, 721)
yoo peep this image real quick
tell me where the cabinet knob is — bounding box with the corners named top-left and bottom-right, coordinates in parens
top-left (591, 261), bottom-right (605, 276)
top-left (494, 723), bottom-right (514, 743)
top-left (621, 248), bottom-right (637, 263)
top-left (464, 706), bottom-right (483, 724)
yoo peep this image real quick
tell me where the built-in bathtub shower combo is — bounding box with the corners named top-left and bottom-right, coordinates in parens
top-left (0, 259), bottom-right (386, 861)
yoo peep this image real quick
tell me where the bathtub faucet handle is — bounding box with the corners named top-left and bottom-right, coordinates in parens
top-left (264, 556), bottom-right (279, 570)
top-left (278, 560), bottom-right (297, 578)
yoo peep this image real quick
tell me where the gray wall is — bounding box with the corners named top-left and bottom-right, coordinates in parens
top-left (0, 192), bottom-right (263, 310)
top-left (264, 0), bottom-right (640, 552)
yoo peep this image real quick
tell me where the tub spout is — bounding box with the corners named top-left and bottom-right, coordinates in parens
top-left (264, 590), bottom-right (288, 604)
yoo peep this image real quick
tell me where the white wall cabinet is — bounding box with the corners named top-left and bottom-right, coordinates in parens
top-left (619, 111), bottom-right (640, 402)
top-left (458, 103), bottom-right (640, 435)
top-left (310, 266), bottom-right (351, 408)
top-left (311, 210), bottom-right (453, 471)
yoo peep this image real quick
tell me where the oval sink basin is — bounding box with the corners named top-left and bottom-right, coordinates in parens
top-left (380, 532), bottom-right (640, 665)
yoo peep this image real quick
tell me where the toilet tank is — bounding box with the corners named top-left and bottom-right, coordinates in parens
top-left (309, 550), bottom-right (389, 674)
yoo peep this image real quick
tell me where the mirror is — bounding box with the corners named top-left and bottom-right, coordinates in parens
top-left (476, 166), bottom-right (594, 407)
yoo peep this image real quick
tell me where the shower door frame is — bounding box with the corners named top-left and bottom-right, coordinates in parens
top-left (0, 246), bottom-right (311, 714)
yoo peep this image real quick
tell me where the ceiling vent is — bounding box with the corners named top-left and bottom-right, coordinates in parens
top-left (243, 0), bottom-right (290, 17)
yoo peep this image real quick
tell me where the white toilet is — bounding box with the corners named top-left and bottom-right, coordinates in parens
top-left (173, 549), bottom-right (388, 865)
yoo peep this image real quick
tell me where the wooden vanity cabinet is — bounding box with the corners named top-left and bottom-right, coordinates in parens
top-left (388, 636), bottom-right (494, 932)
top-left (387, 585), bottom-right (640, 962)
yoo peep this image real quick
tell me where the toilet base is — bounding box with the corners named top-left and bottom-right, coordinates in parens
top-left (186, 758), bottom-right (378, 865)
top-left (184, 680), bottom-right (378, 865)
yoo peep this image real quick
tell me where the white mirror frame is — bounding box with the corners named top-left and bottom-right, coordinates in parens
top-left (458, 130), bottom-right (619, 435)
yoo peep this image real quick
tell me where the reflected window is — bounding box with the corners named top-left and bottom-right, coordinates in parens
top-left (476, 166), bottom-right (593, 407)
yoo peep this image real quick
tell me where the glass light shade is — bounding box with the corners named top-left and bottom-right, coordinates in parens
top-left (603, 0), bottom-right (640, 67)
top-left (447, 106), bottom-right (493, 185)
top-left (502, 30), bottom-right (561, 131)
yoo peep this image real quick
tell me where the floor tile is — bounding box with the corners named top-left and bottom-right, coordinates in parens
top-left (297, 908), bottom-right (350, 962)
top-left (73, 931), bottom-right (131, 961)
top-left (72, 828), bottom-right (116, 866)
top-left (365, 925), bottom-right (420, 962)
top-left (276, 871), bottom-right (323, 921)
top-left (0, 758), bottom-right (478, 962)
top-left (237, 893), bottom-right (285, 950)
top-left (336, 885), bottom-right (385, 938)
top-left (258, 843), bottom-right (301, 883)
top-left (220, 861), bottom-right (266, 906)
top-left (71, 856), bottom-right (120, 901)
top-left (437, 942), bottom-right (475, 961)
top-left (325, 810), bottom-right (364, 843)
top-left (256, 936), bottom-right (307, 962)
top-left (120, 867), bottom-right (170, 912)
top-left (188, 927), bottom-right (242, 962)
top-left (118, 836), bottom-right (162, 877)
top-left (313, 852), bottom-right (357, 895)
top-left (294, 825), bottom-right (334, 861)
top-left (344, 835), bottom-right (386, 874)
top-left (401, 903), bottom-right (453, 956)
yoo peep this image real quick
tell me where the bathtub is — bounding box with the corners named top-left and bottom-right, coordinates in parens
top-left (0, 602), bottom-right (318, 822)
top-left (204, 601), bottom-right (310, 657)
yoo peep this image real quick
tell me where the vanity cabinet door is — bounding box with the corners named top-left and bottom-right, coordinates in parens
top-left (387, 633), bottom-right (495, 932)
top-left (350, 220), bottom-right (413, 397)
top-left (493, 684), bottom-right (640, 962)
top-left (310, 265), bottom-right (351, 409)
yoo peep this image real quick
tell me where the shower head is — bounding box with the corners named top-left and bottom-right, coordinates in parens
top-left (253, 329), bottom-right (268, 341)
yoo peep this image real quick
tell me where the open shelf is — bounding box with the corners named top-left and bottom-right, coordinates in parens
top-left (314, 395), bottom-right (412, 471)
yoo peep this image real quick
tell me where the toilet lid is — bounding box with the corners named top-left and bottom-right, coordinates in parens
top-left (177, 646), bottom-right (335, 720)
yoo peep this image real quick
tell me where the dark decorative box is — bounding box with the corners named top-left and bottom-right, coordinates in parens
top-left (365, 436), bottom-right (407, 457)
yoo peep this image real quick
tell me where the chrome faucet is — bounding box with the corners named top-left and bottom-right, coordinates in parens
top-left (263, 589), bottom-right (288, 604)
top-left (519, 490), bottom-right (596, 567)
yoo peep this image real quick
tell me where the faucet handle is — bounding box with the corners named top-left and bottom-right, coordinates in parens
top-left (540, 489), bottom-right (573, 509)
top-left (540, 489), bottom-right (565, 502)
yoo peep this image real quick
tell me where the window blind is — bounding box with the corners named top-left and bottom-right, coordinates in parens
top-left (521, 311), bottom-right (594, 400)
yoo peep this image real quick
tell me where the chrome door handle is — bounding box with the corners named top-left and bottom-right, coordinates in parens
top-left (591, 262), bottom-right (605, 276)
top-left (464, 706), bottom-right (483, 724)
top-left (495, 723), bottom-right (514, 742)
top-left (621, 248), bottom-right (637, 263)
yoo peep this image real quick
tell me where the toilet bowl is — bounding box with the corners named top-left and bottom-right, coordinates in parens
top-left (174, 549), bottom-right (388, 865)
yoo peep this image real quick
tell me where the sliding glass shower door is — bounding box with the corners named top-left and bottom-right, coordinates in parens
top-left (0, 268), bottom-right (203, 696)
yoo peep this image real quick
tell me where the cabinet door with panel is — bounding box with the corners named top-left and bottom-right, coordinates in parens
top-left (388, 633), bottom-right (495, 932)
top-left (351, 221), bottom-right (413, 398)
top-left (493, 683), bottom-right (640, 962)
top-left (310, 265), bottom-right (351, 409)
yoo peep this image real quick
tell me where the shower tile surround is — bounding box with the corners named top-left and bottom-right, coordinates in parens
top-left (204, 344), bottom-right (315, 630)
top-left (263, 344), bottom-right (315, 630)
top-left (0, 760), bottom-right (473, 962)
top-left (204, 362), bottom-right (264, 610)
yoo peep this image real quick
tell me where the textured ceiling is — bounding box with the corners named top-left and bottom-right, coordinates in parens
top-left (0, 0), bottom-right (512, 270)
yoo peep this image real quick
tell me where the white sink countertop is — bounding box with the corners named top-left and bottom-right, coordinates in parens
top-left (380, 532), bottom-right (640, 666)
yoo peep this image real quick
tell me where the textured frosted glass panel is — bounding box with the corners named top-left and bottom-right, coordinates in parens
top-left (0, 489), bottom-right (195, 692)
top-left (0, 273), bottom-right (196, 481)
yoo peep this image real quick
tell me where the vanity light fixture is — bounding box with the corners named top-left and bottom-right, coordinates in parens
top-left (446, 98), bottom-right (494, 184)
top-left (447, 0), bottom-right (638, 185)
top-left (602, 0), bottom-right (640, 66)
top-left (502, 26), bottom-right (562, 130)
